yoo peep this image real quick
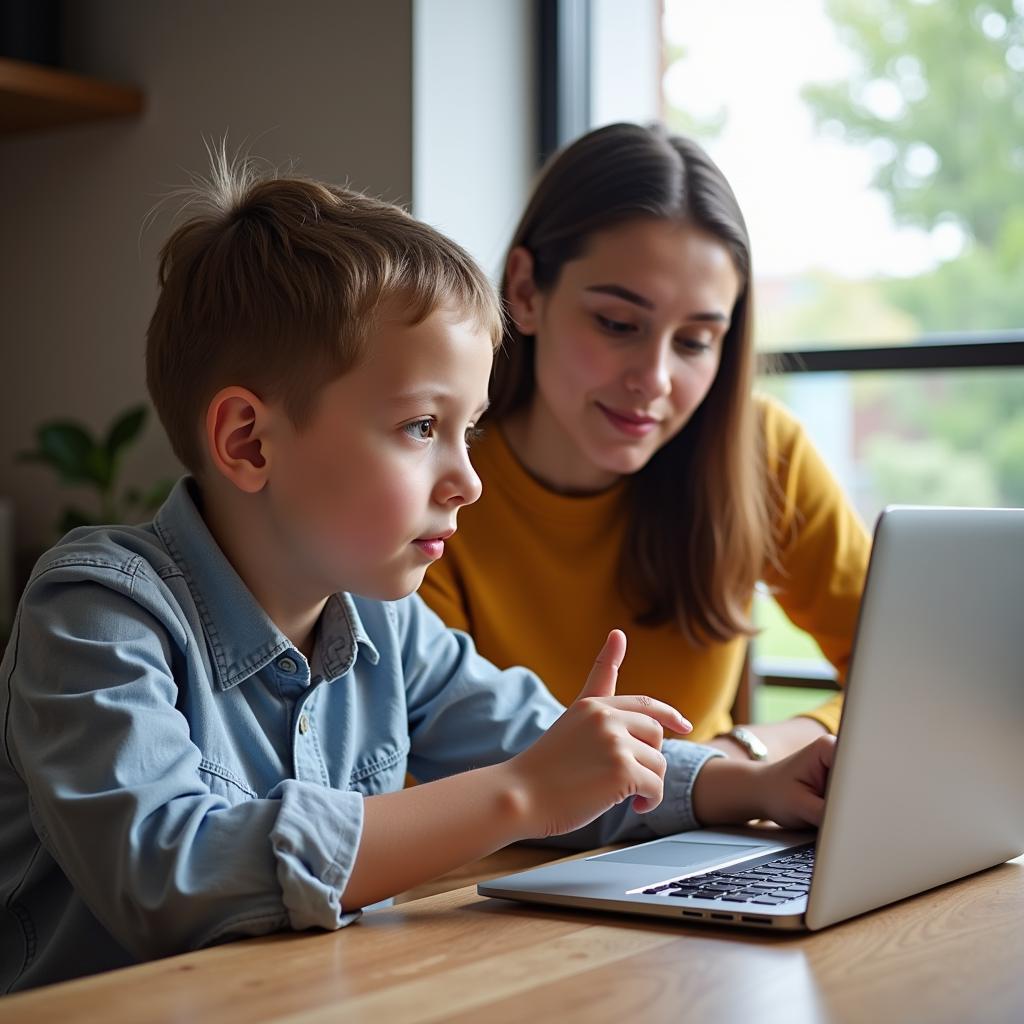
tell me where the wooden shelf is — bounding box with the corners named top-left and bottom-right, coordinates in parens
top-left (0, 56), bottom-right (143, 135)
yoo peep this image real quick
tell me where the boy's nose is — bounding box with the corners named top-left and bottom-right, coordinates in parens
top-left (437, 452), bottom-right (482, 508)
top-left (461, 460), bottom-right (483, 506)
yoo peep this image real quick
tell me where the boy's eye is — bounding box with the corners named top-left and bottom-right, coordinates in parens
top-left (465, 425), bottom-right (485, 449)
top-left (404, 418), bottom-right (435, 441)
top-left (595, 314), bottom-right (637, 335)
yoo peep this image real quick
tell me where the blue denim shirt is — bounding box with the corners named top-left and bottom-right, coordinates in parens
top-left (0, 479), bottom-right (720, 992)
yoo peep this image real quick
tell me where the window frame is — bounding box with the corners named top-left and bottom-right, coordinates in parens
top-left (756, 333), bottom-right (1024, 690)
top-left (537, 0), bottom-right (592, 164)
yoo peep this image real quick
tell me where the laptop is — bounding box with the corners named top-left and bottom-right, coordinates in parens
top-left (479, 506), bottom-right (1024, 931)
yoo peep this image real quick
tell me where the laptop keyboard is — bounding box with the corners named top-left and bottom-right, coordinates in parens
top-left (641, 847), bottom-right (815, 906)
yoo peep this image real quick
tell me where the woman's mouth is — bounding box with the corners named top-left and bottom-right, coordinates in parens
top-left (596, 403), bottom-right (660, 438)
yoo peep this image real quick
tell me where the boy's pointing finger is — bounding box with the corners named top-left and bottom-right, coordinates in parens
top-left (575, 629), bottom-right (627, 701)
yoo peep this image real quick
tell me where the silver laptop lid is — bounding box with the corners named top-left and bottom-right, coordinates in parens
top-left (806, 506), bottom-right (1024, 930)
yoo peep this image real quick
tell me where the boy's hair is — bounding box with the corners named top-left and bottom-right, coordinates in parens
top-left (146, 150), bottom-right (503, 474)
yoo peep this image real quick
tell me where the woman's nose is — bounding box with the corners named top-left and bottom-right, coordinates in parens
top-left (625, 339), bottom-right (673, 400)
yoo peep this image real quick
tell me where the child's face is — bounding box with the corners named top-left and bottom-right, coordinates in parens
top-left (264, 303), bottom-right (493, 600)
top-left (516, 218), bottom-right (739, 491)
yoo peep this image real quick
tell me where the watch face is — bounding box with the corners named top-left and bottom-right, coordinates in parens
top-left (731, 727), bottom-right (768, 760)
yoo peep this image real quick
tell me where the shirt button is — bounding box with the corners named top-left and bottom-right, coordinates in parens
top-left (277, 656), bottom-right (298, 674)
top-left (298, 713), bottom-right (310, 735)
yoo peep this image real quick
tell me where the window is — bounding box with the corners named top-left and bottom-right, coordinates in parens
top-left (565, 0), bottom-right (1024, 715)
top-left (658, 1), bottom-right (1024, 696)
top-left (662, 0), bottom-right (1024, 347)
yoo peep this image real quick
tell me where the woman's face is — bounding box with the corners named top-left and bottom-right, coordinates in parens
top-left (505, 217), bottom-right (741, 493)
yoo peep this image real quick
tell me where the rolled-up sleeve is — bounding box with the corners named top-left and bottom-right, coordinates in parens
top-left (267, 781), bottom-right (364, 933)
top-left (642, 739), bottom-right (725, 835)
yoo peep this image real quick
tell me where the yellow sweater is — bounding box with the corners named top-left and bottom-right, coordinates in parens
top-left (419, 396), bottom-right (871, 741)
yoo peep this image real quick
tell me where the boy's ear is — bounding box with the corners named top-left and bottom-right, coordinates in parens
top-left (205, 387), bottom-right (273, 493)
top-left (504, 246), bottom-right (542, 335)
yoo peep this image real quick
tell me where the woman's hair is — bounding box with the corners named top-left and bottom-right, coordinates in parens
top-left (147, 147), bottom-right (502, 474)
top-left (490, 122), bottom-right (775, 644)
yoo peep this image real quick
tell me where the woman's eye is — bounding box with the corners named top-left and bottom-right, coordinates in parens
top-left (675, 337), bottom-right (712, 354)
top-left (404, 418), bottom-right (435, 441)
top-left (595, 314), bottom-right (636, 335)
top-left (465, 425), bottom-right (485, 449)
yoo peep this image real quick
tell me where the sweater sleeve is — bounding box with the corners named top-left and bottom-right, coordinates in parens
top-left (759, 397), bottom-right (872, 734)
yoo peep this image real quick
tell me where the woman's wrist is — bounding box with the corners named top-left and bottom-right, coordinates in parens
top-left (706, 733), bottom-right (752, 760)
top-left (710, 717), bottom-right (830, 763)
top-left (710, 726), bottom-right (768, 761)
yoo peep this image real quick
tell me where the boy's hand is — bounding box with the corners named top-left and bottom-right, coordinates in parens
top-left (506, 629), bottom-right (692, 839)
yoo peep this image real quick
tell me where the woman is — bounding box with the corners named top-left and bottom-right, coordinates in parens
top-left (420, 122), bottom-right (870, 762)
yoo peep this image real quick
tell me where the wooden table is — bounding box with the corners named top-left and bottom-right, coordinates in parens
top-left (2, 849), bottom-right (1022, 1024)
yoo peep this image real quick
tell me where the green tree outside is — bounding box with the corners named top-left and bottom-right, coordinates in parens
top-left (797, 0), bottom-right (1024, 510)
top-left (802, 0), bottom-right (1024, 332)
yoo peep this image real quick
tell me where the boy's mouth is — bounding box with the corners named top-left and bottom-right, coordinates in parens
top-left (413, 528), bottom-right (454, 561)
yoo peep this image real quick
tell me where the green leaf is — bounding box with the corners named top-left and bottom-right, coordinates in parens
top-left (24, 423), bottom-right (99, 485)
top-left (87, 446), bottom-right (114, 490)
top-left (58, 506), bottom-right (96, 535)
top-left (105, 405), bottom-right (147, 460)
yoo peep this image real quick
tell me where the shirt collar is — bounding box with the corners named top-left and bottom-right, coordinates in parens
top-left (153, 478), bottom-right (379, 691)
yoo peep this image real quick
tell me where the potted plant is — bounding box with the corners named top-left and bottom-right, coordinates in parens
top-left (18, 403), bottom-right (174, 536)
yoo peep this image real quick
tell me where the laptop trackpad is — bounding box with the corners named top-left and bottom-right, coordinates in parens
top-left (598, 839), bottom-right (771, 869)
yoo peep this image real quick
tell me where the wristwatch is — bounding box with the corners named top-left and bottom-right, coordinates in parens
top-left (723, 725), bottom-right (768, 761)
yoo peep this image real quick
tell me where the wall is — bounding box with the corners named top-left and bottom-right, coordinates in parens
top-left (0, 0), bottom-right (414, 571)
top-left (590, 0), bottom-right (662, 129)
top-left (412, 0), bottom-right (536, 279)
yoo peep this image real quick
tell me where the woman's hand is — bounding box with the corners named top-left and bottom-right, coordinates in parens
top-left (754, 734), bottom-right (836, 828)
top-left (693, 734), bottom-right (836, 829)
top-left (506, 629), bottom-right (692, 838)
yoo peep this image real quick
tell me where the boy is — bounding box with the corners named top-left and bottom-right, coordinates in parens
top-left (0, 159), bottom-right (834, 992)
